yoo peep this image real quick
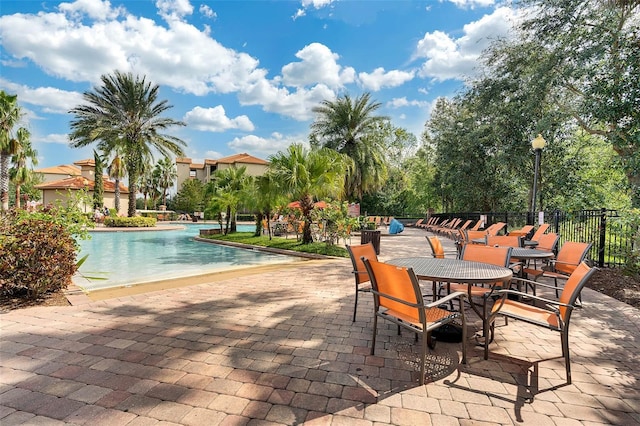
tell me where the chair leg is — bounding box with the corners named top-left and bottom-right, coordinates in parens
top-left (353, 288), bottom-right (358, 322)
top-left (371, 315), bottom-right (378, 355)
top-left (420, 331), bottom-right (427, 385)
top-left (561, 331), bottom-right (571, 384)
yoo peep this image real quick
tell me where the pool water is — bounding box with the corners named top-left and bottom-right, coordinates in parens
top-left (75, 223), bottom-right (298, 291)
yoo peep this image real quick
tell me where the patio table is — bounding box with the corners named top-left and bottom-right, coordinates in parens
top-left (387, 257), bottom-right (513, 300)
top-left (387, 257), bottom-right (513, 342)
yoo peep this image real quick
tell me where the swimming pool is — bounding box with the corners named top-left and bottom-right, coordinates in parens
top-left (74, 223), bottom-right (298, 291)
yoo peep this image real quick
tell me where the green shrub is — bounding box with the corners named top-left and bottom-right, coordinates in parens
top-left (104, 216), bottom-right (156, 227)
top-left (0, 213), bottom-right (78, 299)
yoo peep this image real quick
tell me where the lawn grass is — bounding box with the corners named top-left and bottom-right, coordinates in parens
top-left (202, 232), bottom-right (349, 258)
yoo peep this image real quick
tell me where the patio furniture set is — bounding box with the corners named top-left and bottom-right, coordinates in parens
top-left (347, 222), bottom-right (595, 386)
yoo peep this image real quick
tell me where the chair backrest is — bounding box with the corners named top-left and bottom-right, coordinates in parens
top-left (346, 243), bottom-right (378, 285)
top-left (530, 223), bottom-right (551, 241)
top-left (536, 232), bottom-right (560, 252)
top-left (558, 262), bottom-right (596, 320)
top-left (469, 220), bottom-right (483, 231)
top-left (363, 258), bottom-right (423, 324)
top-left (461, 244), bottom-right (512, 268)
top-left (508, 225), bottom-right (534, 237)
top-left (486, 235), bottom-right (523, 248)
top-left (426, 235), bottom-right (445, 258)
top-left (555, 241), bottom-right (592, 275)
top-left (465, 229), bottom-right (489, 241)
top-left (458, 219), bottom-right (473, 232)
top-left (485, 222), bottom-right (506, 236)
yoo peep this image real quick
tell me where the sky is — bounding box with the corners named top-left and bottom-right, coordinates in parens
top-left (0, 0), bottom-right (520, 169)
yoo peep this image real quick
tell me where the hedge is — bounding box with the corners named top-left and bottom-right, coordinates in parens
top-left (104, 216), bottom-right (157, 227)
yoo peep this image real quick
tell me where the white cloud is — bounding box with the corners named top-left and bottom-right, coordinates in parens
top-left (0, 79), bottom-right (84, 114)
top-left (447, 0), bottom-right (496, 9)
top-left (292, 9), bottom-right (306, 20)
top-left (38, 133), bottom-right (71, 145)
top-left (281, 43), bottom-right (355, 89)
top-left (199, 4), bottom-right (216, 19)
top-left (387, 97), bottom-right (429, 109)
top-left (413, 6), bottom-right (518, 81)
top-left (184, 106), bottom-right (254, 132)
top-left (239, 82), bottom-right (335, 121)
top-left (228, 132), bottom-right (307, 158)
top-left (58, 0), bottom-right (124, 20)
top-left (156, 0), bottom-right (193, 21)
top-left (358, 68), bottom-right (414, 91)
top-left (0, 1), bottom-right (358, 123)
top-left (301, 0), bottom-right (334, 9)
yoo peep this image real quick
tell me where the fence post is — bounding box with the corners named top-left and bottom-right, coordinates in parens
top-left (598, 208), bottom-right (607, 267)
top-left (553, 209), bottom-right (560, 234)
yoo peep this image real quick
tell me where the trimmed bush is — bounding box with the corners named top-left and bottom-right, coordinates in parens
top-left (104, 216), bottom-right (156, 227)
top-left (0, 215), bottom-right (78, 299)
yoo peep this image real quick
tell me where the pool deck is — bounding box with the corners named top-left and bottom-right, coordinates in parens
top-left (1, 227), bottom-right (639, 425)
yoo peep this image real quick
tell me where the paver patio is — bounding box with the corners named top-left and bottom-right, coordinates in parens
top-left (1, 227), bottom-right (639, 425)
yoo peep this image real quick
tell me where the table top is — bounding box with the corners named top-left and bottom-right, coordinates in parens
top-left (509, 248), bottom-right (555, 260)
top-left (387, 257), bottom-right (513, 284)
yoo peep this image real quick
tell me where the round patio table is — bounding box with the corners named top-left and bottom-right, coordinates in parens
top-left (387, 257), bottom-right (513, 285)
top-left (509, 248), bottom-right (554, 261)
top-left (387, 257), bottom-right (513, 353)
top-left (387, 257), bottom-right (513, 304)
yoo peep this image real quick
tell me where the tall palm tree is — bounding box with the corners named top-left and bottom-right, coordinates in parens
top-left (153, 156), bottom-right (177, 208)
top-left (310, 92), bottom-right (389, 202)
top-left (0, 91), bottom-right (23, 211)
top-left (247, 174), bottom-right (286, 238)
top-left (9, 127), bottom-right (38, 209)
top-left (93, 150), bottom-right (104, 210)
top-left (211, 166), bottom-right (250, 233)
top-left (69, 70), bottom-right (186, 217)
top-left (138, 167), bottom-right (155, 210)
top-left (108, 151), bottom-right (126, 213)
top-left (268, 144), bottom-right (350, 243)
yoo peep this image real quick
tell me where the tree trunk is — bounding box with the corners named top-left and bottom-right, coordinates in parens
top-left (15, 184), bottom-right (21, 209)
top-left (225, 205), bottom-right (231, 234)
top-left (128, 178), bottom-right (137, 217)
top-left (0, 154), bottom-right (9, 211)
top-left (114, 178), bottom-right (121, 213)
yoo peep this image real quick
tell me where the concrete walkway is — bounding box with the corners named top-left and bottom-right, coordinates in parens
top-left (1, 227), bottom-right (639, 425)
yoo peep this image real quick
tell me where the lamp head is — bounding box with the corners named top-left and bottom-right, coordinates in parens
top-left (531, 134), bottom-right (546, 150)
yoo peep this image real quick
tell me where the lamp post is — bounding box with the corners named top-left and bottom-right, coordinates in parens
top-left (530, 134), bottom-right (546, 224)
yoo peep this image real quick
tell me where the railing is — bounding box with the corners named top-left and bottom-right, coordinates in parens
top-left (427, 209), bottom-right (636, 268)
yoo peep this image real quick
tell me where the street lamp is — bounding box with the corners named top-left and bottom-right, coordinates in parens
top-left (530, 134), bottom-right (546, 224)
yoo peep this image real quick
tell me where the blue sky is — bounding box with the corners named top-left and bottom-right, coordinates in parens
top-left (1, 0), bottom-right (519, 169)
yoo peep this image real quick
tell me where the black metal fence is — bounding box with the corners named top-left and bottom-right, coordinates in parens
top-left (427, 209), bottom-right (637, 268)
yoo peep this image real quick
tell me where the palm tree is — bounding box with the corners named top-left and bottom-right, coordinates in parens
top-left (310, 92), bottom-right (389, 202)
top-left (93, 150), bottom-right (104, 210)
top-left (268, 144), bottom-right (350, 243)
top-left (247, 174), bottom-right (286, 238)
top-left (138, 167), bottom-right (155, 210)
top-left (210, 166), bottom-right (250, 233)
top-left (153, 156), bottom-right (177, 208)
top-left (9, 127), bottom-right (38, 209)
top-left (69, 70), bottom-right (186, 217)
top-left (0, 91), bottom-right (23, 211)
top-left (108, 151), bottom-right (126, 213)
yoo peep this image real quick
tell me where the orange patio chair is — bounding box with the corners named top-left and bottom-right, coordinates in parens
top-left (484, 262), bottom-right (597, 383)
top-left (441, 244), bottom-right (513, 321)
top-left (530, 223), bottom-right (551, 242)
top-left (485, 222), bottom-right (506, 236)
top-left (486, 235), bottom-right (524, 248)
top-left (525, 241), bottom-right (592, 298)
top-left (508, 225), bottom-right (534, 238)
top-left (346, 243), bottom-right (378, 322)
top-left (362, 258), bottom-right (467, 385)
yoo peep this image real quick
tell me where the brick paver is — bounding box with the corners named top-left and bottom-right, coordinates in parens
top-left (0, 227), bottom-right (638, 425)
